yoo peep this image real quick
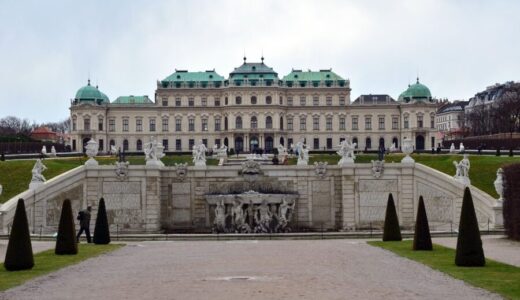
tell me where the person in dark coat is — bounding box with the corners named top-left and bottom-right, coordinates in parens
top-left (76, 206), bottom-right (92, 243)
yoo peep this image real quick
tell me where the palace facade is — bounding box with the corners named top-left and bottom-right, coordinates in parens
top-left (69, 58), bottom-right (438, 153)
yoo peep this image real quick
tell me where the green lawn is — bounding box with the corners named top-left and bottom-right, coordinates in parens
top-left (368, 240), bottom-right (520, 299)
top-left (0, 243), bottom-right (124, 291)
top-left (1, 153), bottom-right (519, 203)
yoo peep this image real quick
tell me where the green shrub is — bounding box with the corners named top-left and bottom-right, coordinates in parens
top-left (4, 199), bottom-right (34, 271)
top-left (55, 199), bottom-right (78, 255)
top-left (455, 187), bottom-right (485, 266)
top-left (413, 196), bottom-right (432, 250)
top-left (383, 193), bottom-right (402, 241)
top-left (93, 198), bottom-right (111, 244)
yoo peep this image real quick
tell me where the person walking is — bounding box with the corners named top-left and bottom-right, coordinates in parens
top-left (76, 206), bottom-right (92, 243)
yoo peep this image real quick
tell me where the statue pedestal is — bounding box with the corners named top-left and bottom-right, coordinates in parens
top-left (85, 158), bottom-right (98, 166)
top-left (146, 159), bottom-right (164, 167)
top-left (493, 205), bottom-right (503, 229)
top-left (29, 181), bottom-right (44, 190)
top-left (454, 176), bottom-right (471, 186)
top-left (338, 158), bottom-right (354, 167)
top-left (297, 160), bottom-right (308, 166)
top-left (194, 161), bottom-right (206, 167)
top-left (401, 155), bottom-right (415, 164)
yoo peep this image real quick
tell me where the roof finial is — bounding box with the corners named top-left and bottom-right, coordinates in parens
top-left (417, 76), bottom-right (420, 83)
top-left (87, 79), bottom-right (91, 86)
top-left (261, 49), bottom-right (264, 63)
top-left (243, 49), bottom-right (246, 63)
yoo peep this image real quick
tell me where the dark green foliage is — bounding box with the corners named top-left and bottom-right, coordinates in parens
top-left (4, 199), bottom-right (34, 271)
top-left (55, 199), bottom-right (78, 255)
top-left (413, 196), bottom-right (432, 250)
top-left (383, 193), bottom-right (402, 241)
top-left (455, 187), bottom-right (485, 266)
top-left (93, 198), bottom-right (111, 244)
top-left (503, 164), bottom-right (520, 240)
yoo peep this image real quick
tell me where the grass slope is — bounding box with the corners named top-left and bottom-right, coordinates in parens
top-left (369, 240), bottom-right (520, 299)
top-left (0, 243), bottom-right (123, 291)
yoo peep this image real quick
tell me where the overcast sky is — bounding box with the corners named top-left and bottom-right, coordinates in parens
top-left (1, 0), bottom-right (519, 123)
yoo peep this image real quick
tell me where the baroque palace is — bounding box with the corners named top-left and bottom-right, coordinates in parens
top-left (69, 58), bottom-right (438, 153)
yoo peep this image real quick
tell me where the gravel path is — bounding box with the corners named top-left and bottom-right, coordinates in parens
top-left (0, 241), bottom-right (55, 263)
top-left (0, 240), bottom-right (500, 300)
top-left (434, 235), bottom-right (520, 267)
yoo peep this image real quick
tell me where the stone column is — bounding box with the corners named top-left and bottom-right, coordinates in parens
top-left (341, 168), bottom-right (356, 230)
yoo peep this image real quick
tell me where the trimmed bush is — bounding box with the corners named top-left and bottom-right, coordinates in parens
top-left (4, 199), bottom-right (34, 271)
top-left (94, 198), bottom-right (111, 244)
top-left (503, 164), bottom-right (520, 240)
top-left (383, 193), bottom-right (402, 241)
top-left (413, 196), bottom-right (432, 250)
top-left (55, 199), bottom-right (78, 255)
top-left (455, 187), bottom-right (485, 266)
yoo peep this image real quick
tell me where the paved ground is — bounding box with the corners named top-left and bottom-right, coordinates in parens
top-left (434, 235), bottom-right (520, 267)
top-left (0, 239), bottom-right (501, 300)
top-left (0, 240), bottom-right (54, 263)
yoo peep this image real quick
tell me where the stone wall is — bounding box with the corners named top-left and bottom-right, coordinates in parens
top-left (0, 162), bottom-right (502, 234)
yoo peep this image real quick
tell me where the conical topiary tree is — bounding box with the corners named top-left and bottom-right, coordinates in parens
top-left (383, 193), bottom-right (402, 241)
top-left (455, 187), bottom-right (485, 266)
top-left (4, 199), bottom-right (34, 271)
top-left (94, 198), bottom-right (110, 244)
top-left (55, 199), bottom-right (78, 255)
top-left (413, 196), bottom-right (432, 250)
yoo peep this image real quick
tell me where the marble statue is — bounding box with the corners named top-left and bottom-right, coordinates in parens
top-left (277, 144), bottom-right (288, 164)
top-left (29, 159), bottom-right (47, 189)
top-left (192, 140), bottom-right (207, 167)
top-left (213, 144), bottom-right (228, 166)
top-left (337, 137), bottom-right (356, 166)
top-left (453, 154), bottom-right (471, 185)
top-left (84, 139), bottom-right (99, 166)
top-left (401, 137), bottom-right (414, 163)
top-left (50, 146), bottom-right (57, 157)
top-left (213, 200), bottom-right (227, 233)
top-left (277, 198), bottom-right (295, 232)
top-left (389, 142), bottom-right (397, 152)
top-left (110, 145), bottom-right (118, 155)
top-left (254, 199), bottom-right (273, 233)
top-left (41, 145), bottom-right (47, 155)
top-left (449, 143), bottom-right (456, 153)
top-left (494, 168), bottom-right (504, 206)
top-left (292, 140), bottom-right (309, 166)
top-left (144, 137), bottom-right (164, 167)
top-left (0, 183), bottom-right (3, 196)
top-left (232, 198), bottom-right (251, 233)
top-left (459, 142), bottom-right (465, 153)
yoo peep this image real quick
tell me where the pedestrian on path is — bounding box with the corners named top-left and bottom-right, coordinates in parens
top-left (76, 206), bottom-right (92, 243)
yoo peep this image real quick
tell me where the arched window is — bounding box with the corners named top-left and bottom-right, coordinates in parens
top-left (123, 139), bottom-right (129, 151)
top-left (251, 116), bottom-right (258, 129)
top-left (266, 96), bottom-right (272, 104)
top-left (279, 96), bottom-right (283, 105)
top-left (266, 116), bottom-right (273, 129)
top-left (352, 137), bottom-right (358, 149)
top-left (109, 139), bottom-right (115, 147)
top-left (379, 137), bottom-right (385, 149)
top-left (136, 139), bottom-right (142, 151)
top-left (365, 137), bottom-right (372, 149)
top-left (280, 116), bottom-right (284, 130)
top-left (236, 96), bottom-right (242, 105)
top-left (224, 117), bottom-right (228, 131)
top-left (225, 97), bottom-right (228, 105)
top-left (236, 116), bottom-right (242, 129)
top-left (251, 96), bottom-right (257, 105)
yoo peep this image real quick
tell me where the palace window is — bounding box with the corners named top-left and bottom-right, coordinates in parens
top-left (327, 138), bottom-right (333, 149)
top-left (287, 117), bottom-right (293, 131)
top-left (162, 139), bottom-right (168, 150)
top-left (392, 117), bottom-right (398, 130)
top-left (236, 116), bottom-right (242, 129)
top-left (188, 98), bottom-right (194, 107)
top-left (365, 137), bottom-right (372, 149)
top-left (313, 96), bottom-right (319, 106)
top-left (84, 119), bottom-right (90, 131)
top-left (251, 96), bottom-right (257, 105)
top-left (98, 119), bottom-right (103, 131)
top-left (123, 139), bottom-right (129, 151)
top-left (189, 139), bottom-right (194, 150)
top-left (175, 97), bottom-right (181, 106)
top-left (266, 116), bottom-right (273, 129)
top-left (99, 139), bottom-right (104, 151)
top-left (352, 116), bottom-right (358, 130)
top-left (214, 98), bottom-right (220, 106)
top-left (122, 119), bottom-right (129, 132)
top-left (339, 96), bottom-right (346, 106)
top-left (202, 119), bottom-right (208, 131)
top-left (339, 117), bottom-right (346, 130)
top-left (430, 117), bottom-right (435, 129)
top-left (136, 139), bottom-right (142, 151)
top-left (279, 96), bottom-right (283, 105)
top-left (162, 98), bottom-right (168, 106)
top-left (300, 116), bottom-right (307, 131)
top-left (136, 119), bottom-right (143, 132)
top-left (175, 118), bottom-right (181, 131)
top-left (404, 116), bottom-right (409, 129)
top-left (313, 117), bottom-right (320, 131)
top-left (109, 119), bottom-right (115, 132)
top-left (417, 115), bottom-right (423, 128)
top-left (201, 97), bottom-right (207, 107)
top-left (313, 138), bottom-right (320, 150)
top-left (287, 96), bottom-right (293, 106)
top-left (326, 117), bottom-right (333, 131)
top-left (162, 118), bottom-right (169, 132)
top-left (266, 96), bottom-right (272, 104)
top-left (188, 118), bottom-right (195, 131)
top-left (378, 117), bottom-right (385, 130)
top-left (300, 95), bottom-right (306, 106)
top-left (326, 96), bottom-right (332, 106)
top-left (251, 116), bottom-right (258, 129)
top-left (236, 96), bottom-right (242, 105)
top-left (215, 118), bottom-right (221, 131)
top-left (149, 119), bottom-right (156, 132)
top-left (176, 139), bottom-right (182, 151)
top-left (72, 118), bottom-right (77, 131)
top-left (365, 117), bottom-right (372, 130)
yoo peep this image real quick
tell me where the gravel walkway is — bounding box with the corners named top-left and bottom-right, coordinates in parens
top-left (0, 240), bottom-right (500, 300)
top-left (434, 235), bottom-right (520, 267)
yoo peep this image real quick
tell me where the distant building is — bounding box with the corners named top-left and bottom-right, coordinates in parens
top-left (69, 58), bottom-right (438, 153)
top-left (436, 100), bottom-right (468, 141)
top-left (30, 127), bottom-right (59, 143)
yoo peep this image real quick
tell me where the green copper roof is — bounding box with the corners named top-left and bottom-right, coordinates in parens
top-left (398, 78), bottom-right (432, 102)
top-left (283, 69), bottom-right (344, 81)
top-left (112, 95), bottom-right (153, 105)
top-left (229, 61), bottom-right (278, 81)
top-left (162, 70), bottom-right (224, 83)
top-left (75, 80), bottom-right (109, 104)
